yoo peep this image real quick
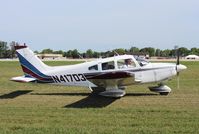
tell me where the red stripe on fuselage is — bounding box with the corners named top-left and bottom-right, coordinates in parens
top-left (21, 65), bottom-right (51, 81)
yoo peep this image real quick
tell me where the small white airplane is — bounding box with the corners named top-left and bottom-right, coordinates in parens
top-left (11, 45), bottom-right (187, 98)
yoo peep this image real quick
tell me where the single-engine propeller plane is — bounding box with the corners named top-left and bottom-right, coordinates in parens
top-left (11, 45), bottom-right (187, 98)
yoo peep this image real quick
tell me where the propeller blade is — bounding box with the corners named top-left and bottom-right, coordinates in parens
top-left (176, 48), bottom-right (180, 65)
top-left (176, 47), bottom-right (180, 89)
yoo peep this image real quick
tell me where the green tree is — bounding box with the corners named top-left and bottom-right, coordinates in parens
top-left (113, 48), bottom-right (125, 55)
top-left (93, 51), bottom-right (100, 58)
top-left (129, 47), bottom-right (139, 54)
top-left (140, 47), bottom-right (155, 57)
top-left (86, 49), bottom-right (93, 58)
top-left (41, 48), bottom-right (53, 54)
top-left (179, 47), bottom-right (189, 56)
top-left (190, 47), bottom-right (199, 55)
top-left (65, 50), bottom-right (72, 58)
top-left (4, 49), bottom-right (12, 58)
top-left (71, 49), bottom-right (79, 58)
top-left (160, 49), bottom-right (171, 57)
top-left (0, 41), bottom-right (8, 58)
top-left (9, 41), bottom-right (16, 58)
top-left (155, 49), bottom-right (161, 56)
top-left (170, 49), bottom-right (176, 57)
top-left (101, 51), bottom-right (114, 57)
top-left (53, 50), bottom-right (64, 57)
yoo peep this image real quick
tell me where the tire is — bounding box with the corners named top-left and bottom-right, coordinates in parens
top-left (159, 92), bottom-right (169, 95)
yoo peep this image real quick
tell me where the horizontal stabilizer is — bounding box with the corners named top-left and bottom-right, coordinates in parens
top-left (10, 76), bottom-right (36, 83)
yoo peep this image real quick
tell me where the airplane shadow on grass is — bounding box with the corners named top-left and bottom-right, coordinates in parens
top-left (65, 94), bottom-right (117, 108)
top-left (0, 90), bottom-right (33, 99)
top-left (31, 92), bottom-right (157, 108)
top-left (31, 92), bottom-right (116, 108)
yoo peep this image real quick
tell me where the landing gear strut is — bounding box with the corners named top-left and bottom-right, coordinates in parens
top-left (148, 83), bottom-right (171, 95)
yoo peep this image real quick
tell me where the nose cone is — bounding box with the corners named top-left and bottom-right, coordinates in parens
top-left (177, 64), bottom-right (187, 72)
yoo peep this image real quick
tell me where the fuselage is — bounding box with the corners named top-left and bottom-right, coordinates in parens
top-left (42, 55), bottom-right (185, 87)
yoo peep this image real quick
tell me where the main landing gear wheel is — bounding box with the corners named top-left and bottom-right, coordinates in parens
top-left (99, 89), bottom-right (126, 98)
top-left (159, 92), bottom-right (169, 96)
top-left (91, 87), bottom-right (125, 98)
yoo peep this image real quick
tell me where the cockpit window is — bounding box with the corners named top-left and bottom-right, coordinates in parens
top-left (102, 61), bottom-right (115, 70)
top-left (117, 59), bottom-right (136, 69)
top-left (89, 65), bottom-right (98, 71)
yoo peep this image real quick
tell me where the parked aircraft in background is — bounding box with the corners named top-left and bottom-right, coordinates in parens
top-left (11, 45), bottom-right (187, 98)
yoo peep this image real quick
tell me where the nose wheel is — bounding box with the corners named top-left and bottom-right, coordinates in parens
top-left (148, 83), bottom-right (171, 95)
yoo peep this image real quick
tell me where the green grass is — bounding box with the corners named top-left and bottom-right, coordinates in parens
top-left (0, 61), bottom-right (199, 134)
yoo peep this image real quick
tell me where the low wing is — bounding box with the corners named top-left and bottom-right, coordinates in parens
top-left (10, 76), bottom-right (36, 83)
top-left (85, 71), bottom-right (140, 88)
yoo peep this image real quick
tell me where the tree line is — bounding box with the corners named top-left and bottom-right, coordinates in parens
top-left (0, 41), bottom-right (199, 59)
top-left (0, 41), bottom-right (15, 58)
top-left (38, 47), bottom-right (199, 59)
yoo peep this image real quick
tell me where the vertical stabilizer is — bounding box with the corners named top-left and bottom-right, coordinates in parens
top-left (14, 45), bottom-right (52, 82)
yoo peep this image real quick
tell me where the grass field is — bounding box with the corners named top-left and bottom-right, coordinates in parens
top-left (0, 61), bottom-right (199, 134)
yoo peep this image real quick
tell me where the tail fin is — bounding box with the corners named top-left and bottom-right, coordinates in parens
top-left (14, 45), bottom-right (52, 82)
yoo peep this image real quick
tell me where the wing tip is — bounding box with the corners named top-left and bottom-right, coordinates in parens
top-left (10, 76), bottom-right (36, 83)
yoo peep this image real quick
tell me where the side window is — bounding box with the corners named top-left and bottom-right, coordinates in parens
top-left (102, 61), bottom-right (115, 70)
top-left (117, 59), bottom-right (136, 69)
top-left (88, 65), bottom-right (98, 71)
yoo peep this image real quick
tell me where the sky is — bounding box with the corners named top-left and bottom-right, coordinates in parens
top-left (0, 0), bottom-right (199, 52)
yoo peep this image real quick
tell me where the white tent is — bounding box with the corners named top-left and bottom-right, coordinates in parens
top-left (185, 55), bottom-right (199, 59)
